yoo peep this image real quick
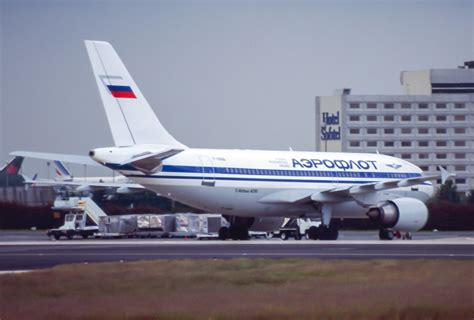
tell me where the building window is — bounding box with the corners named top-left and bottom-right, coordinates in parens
top-left (401, 154), bottom-right (411, 159)
top-left (455, 178), bottom-right (466, 184)
top-left (401, 141), bottom-right (412, 147)
top-left (367, 128), bottom-right (377, 134)
top-left (418, 103), bottom-right (428, 109)
top-left (436, 128), bottom-right (447, 134)
top-left (401, 115), bottom-right (411, 122)
top-left (418, 128), bottom-right (429, 134)
top-left (367, 103), bottom-right (377, 109)
top-left (401, 103), bottom-right (411, 109)
top-left (384, 128), bottom-right (394, 134)
top-left (349, 128), bottom-right (360, 134)
top-left (418, 154), bottom-right (429, 159)
top-left (401, 128), bottom-right (412, 134)
top-left (349, 115), bottom-right (360, 122)
top-left (454, 141), bottom-right (466, 147)
top-left (418, 141), bottom-right (429, 147)
top-left (349, 103), bottom-right (360, 109)
top-left (384, 115), bottom-right (395, 122)
top-left (436, 141), bottom-right (447, 147)
top-left (367, 115), bottom-right (377, 121)
top-left (384, 141), bottom-right (394, 147)
top-left (384, 103), bottom-right (394, 109)
top-left (435, 103), bottom-right (446, 109)
top-left (454, 115), bottom-right (466, 121)
top-left (436, 115), bottom-right (447, 121)
top-left (418, 115), bottom-right (429, 121)
top-left (454, 153), bottom-right (466, 159)
top-left (436, 154), bottom-right (447, 159)
top-left (454, 128), bottom-right (466, 134)
top-left (349, 141), bottom-right (360, 147)
top-left (367, 141), bottom-right (377, 147)
top-left (455, 165), bottom-right (466, 171)
top-left (454, 103), bottom-right (466, 109)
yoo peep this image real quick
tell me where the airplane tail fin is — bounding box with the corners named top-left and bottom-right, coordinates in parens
top-left (53, 160), bottom-right (73, 181)
top-left (84, 40), bottom-right (186, 149)
top-left (1, 156), bottom-right (24, 175)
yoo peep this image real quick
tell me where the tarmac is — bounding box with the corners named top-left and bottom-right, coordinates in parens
top-left (0, 230), bottom-right (472, 271)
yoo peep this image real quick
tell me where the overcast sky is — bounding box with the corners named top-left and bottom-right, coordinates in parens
top-left (1, 0), bottom-right (472, 177)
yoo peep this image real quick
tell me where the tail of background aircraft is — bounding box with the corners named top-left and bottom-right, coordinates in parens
top-left (0, 156), bottom-right (24, 175)
top-left (53, 160), bottom-right (73, 181)
top-left (84, 40), bottom-right (186, 149)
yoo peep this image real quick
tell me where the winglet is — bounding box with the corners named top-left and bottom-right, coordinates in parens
top-left (438, 166), bottom-right (455, 184)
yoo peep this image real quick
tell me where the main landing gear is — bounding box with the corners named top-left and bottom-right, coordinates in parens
top-left (306, 204), bottom-right (339, 240)
top-left (218, 217), bottom-right (254, 240)
top-left (306, 224), bottom-right (339, 240)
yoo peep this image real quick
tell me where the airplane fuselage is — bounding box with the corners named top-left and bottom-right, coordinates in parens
top-left (94, 148), bottom-right (434, 220)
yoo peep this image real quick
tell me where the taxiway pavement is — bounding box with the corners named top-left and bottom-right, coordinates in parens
top-left (0, 230), bottom-right (472, 271)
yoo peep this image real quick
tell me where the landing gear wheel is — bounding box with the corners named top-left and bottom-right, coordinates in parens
top-left (280, 232), bottom-right (289, 241)
top-left (218, 226), bottom-right (229, 240)
top-left (229, 225), bottom-right (249, 240)
top-left (317, 225), bottom-right (339, 240)
top-left (294, 232), bottom-right (302, 240)
top-left (229, 225), bottom-right (240, 240)
top-left (307, 226), bottom-right (319, 240)
top-left (318, 226), bottom-right (329, 240)
top-left (239, 227), bottom-right (250, 240)
top-left (379, 229), bottom-right (394, 240)
top-left (328, 226), bottom-right (339, 240)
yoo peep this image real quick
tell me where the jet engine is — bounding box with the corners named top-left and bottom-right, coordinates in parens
top-left (367, 198), bottom-right (429, 232)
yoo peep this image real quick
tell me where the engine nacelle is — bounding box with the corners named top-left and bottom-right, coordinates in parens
top-left (367, 198), bottom-right (429, 232)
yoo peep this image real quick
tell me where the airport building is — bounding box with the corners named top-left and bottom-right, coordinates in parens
top-left (315, 61), bottom-right (474, 193)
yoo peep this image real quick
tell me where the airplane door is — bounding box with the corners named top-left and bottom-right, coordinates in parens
top-left (332, 170), bottom-right (339, 188)
top-left (199, 155), bottom-right (215, 187)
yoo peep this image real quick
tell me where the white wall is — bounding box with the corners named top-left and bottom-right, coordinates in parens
top-left (400, 70), bottom-right (431, 95)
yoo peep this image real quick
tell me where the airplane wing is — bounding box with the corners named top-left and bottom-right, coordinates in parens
top-left (10, 151), bottom-right (99, 166)
top-left (259, 167), bottom-right (455, 205)
top-left (324, 166), bottom-right (454, 197)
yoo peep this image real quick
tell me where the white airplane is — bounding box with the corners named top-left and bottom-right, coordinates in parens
top-left (13, 40), bottom-right (454, 240)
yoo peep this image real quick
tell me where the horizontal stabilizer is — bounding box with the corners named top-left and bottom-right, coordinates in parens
top-left (23, 177), bottom-right (144, 191)
top-left (10, 151), bottom-right (99, 166)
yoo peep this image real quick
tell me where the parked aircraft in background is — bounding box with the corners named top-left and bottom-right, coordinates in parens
top-left (12, 40), bottom-right (455, 240)
top-left (1, 156), bottom-right (24, 175)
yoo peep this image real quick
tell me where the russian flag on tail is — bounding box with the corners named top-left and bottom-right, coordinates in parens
top-left (107, 85), bottom-right (137, 99)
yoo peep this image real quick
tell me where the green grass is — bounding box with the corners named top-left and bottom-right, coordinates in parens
top-left (0, 259), bottom-right (472, 319)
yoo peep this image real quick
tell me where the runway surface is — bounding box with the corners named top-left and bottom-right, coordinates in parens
top-left (0, 231), bottom-right (472, 271)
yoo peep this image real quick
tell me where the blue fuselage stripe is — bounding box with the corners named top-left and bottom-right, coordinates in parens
top-left (104, 163), bottom-right (421, 180)
top-left (128, 174), bottom-right (377, 184)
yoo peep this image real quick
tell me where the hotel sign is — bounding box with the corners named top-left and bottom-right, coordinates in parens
top-left (321, 111), bottom-right (340, 140)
